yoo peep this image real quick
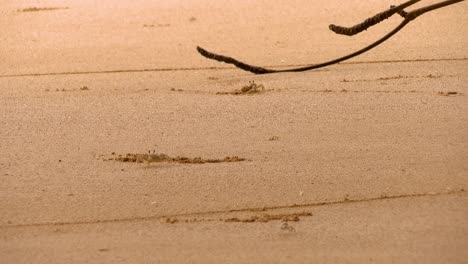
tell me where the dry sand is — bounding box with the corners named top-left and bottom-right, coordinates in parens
top-left (1, 0), bottom-right (467, 263)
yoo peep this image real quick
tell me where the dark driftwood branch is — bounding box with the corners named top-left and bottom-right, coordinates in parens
top-left (197, 0), bottom-right (465, 74)
top-left (329, 0), bottom-right (421, 36)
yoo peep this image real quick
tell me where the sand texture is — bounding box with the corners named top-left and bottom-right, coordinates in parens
top-left (1, 0), bottom-right (467, 263)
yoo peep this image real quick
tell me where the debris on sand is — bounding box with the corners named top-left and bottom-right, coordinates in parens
top-left (217, 81), bottom-right (266, 95)
top-left (157, 211), bottom-right (312, 225)
top-left (170, 88), bottom-right (184, 92)
top-left (18, 7), bottom-right (68, 12)
top-left (438, 91), bottom-right (459, 96)
top-left (106, 152), bottom-right (247, 164)
top-left (160, 217), bottom-right (179, 224)
top-left (224, 212), bottom-right (312, 223)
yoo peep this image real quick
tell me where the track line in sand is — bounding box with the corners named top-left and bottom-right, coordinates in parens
top-left (0, 58), bottom-right (466, 79)
top-left (1, 189), bottom-right (464, 229)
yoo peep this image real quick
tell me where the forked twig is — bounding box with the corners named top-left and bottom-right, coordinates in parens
top-left (328, 0), bottom-right (422, 36)
top-left (197, 0), bottom-right (465, 74)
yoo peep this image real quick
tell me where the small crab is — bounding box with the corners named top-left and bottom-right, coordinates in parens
top-left (240, 81), bottom-right (265, 94)
top-left (280, 222), bottom-right (296, 232)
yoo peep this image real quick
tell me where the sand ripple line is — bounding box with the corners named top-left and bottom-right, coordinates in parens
top-left (1, 189), bottom-right (464, 229)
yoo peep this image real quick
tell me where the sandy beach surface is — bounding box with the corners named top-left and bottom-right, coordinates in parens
top-left (1, 0), bottom-right (467, 263)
